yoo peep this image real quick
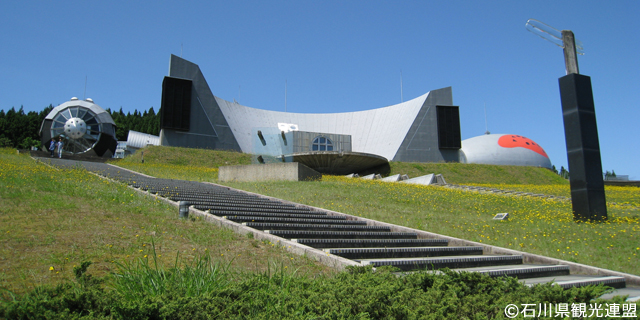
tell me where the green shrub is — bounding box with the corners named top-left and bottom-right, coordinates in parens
top-left (2, 260), bottom-right (626, 319)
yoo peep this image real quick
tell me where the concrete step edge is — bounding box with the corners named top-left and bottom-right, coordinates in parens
top-left (524, 276), bottom-right (627, 289)
top-left (293, 238), bottom-right (449, 248)
top-left (456, 265), bottom-right (571, 279)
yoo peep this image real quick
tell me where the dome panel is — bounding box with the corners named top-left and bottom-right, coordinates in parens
top-left (460, 134), bottom-right (552, 169)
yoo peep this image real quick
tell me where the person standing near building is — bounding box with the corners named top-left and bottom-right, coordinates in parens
top-left (48, 138), bottom-right (56, 157)
top-left (56, 138), bottom-right (64, 158)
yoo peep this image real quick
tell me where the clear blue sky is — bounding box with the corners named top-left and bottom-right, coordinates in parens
top-left (2, 1), bottom-right (638, 179)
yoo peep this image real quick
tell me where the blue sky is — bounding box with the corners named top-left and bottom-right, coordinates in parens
top-left (1, 1), bottom-right (638, 179)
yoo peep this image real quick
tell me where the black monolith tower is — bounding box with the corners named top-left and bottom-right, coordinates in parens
top-left (558, 73), bottom-right (607, 221)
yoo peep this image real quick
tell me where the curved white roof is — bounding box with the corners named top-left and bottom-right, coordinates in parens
top-left (164, 55), bottom-right (458, 163)
top-left (44, 99), bottom-right (115, 125)
top-left (460, 134), bottom-right (552, 169)
top-left (215, 93), bottom-right (429, 161)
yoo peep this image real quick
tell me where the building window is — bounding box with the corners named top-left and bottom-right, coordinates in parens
top-left (311, 136), bottom-right (333, 151)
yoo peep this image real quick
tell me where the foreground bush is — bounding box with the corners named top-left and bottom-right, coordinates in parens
top-left (1, 257), bottom-right (625, 320)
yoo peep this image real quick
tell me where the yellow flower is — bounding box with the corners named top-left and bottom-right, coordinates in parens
top-left (49, 266), bottom-right (54, 271)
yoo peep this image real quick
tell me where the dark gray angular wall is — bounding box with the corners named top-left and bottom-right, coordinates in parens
top-left (392, 87), bottom-right (459, 162)
top-left (160, 55), bottom-right (242, 151)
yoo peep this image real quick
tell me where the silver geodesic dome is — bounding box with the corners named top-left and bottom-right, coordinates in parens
top-left (40, 98), bottom-right (118, 157)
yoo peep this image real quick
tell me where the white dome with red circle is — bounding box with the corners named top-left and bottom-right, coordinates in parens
top-left (460, 134), bottom-right (552, 169)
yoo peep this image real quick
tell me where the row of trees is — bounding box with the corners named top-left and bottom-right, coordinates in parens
top-left (0, 106), bottom-right (53, 149)
top-left (552, 166), bottom-right (621, 180)
top-left (0, 105), bottom-right (160, 149)
top-left (550, 165), bottom-right (570, 179)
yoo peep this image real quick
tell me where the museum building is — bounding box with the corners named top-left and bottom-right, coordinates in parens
top-left (158, 55), bottom-right (462, 173)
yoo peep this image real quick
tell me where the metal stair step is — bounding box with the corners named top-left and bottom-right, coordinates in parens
top-left (170, 194), bottom-right (274, 201)
top-left (521, 275), bottom-right (627, 289)
top-left (183, 200), bottom-right (306, 211)
top-left (226, 216), bottom-right (363, 225)
top-left (209, 211), bottom-right (337, 220)
top-left (360, 255), bottom-right (523, 271)
top-left (452, 264), bottom-right (571, 279)
top-left (597, 287), bottom-right (640, 302)
top-left (168, 193), bottom-right (272, 200)
top-left (522, 274), bottom-right (626, 289)
top-left (195, 205), bottom-right (313, 214)
top-left (245, 223), bottom-right (388, 231)
top-left (266, 230), bottom-right (418, 239)
top-left (293, 238), bottom-right (448, 249)
top-left (324, 246), bottom-right (483, 259)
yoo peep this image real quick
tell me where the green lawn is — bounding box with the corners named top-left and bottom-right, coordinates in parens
top-left (2, 146), bottom-right (638, 318)
top-left (0, 149), bottom-right (331, 297)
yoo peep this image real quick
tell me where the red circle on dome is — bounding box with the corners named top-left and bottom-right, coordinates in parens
top-left (497, 135), bottom-right (549, 158)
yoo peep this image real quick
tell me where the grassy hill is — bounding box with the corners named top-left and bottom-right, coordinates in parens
top-left (120, 145), bottom-right (252, 168)
top-left (2, 146), bottom-right (637, 318)
top-left (389, 161), bottom-right (567, 185)
top-left (0, 148), bottom-right (331, 298)
top-left (110, 146), bottom-right (251, 181)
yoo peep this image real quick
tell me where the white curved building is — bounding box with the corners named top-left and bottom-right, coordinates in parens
top-left (159, 55), bottom-right (462, 166)
top-left (460, 134), bottom-right (552, 169)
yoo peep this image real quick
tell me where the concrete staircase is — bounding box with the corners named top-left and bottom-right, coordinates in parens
top-left (133, 178), bottom-right (639, 302)
top-left (38, 157), bottom-right (640, 302)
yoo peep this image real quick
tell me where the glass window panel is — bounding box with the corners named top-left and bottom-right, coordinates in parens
top-left (83, 112), bottom-right (95, 121)
top-left (327, 146), bottom-right (333, 151)
top-left (319, 137), bottom-right (325, 143)
top-left (77, 109), bottom-right (86, 118)
top-left (320, 145), bottom-right (326, 151)
top-left (70, 107), bottom-right (78, 118)
top-left (61, 109), bottom-right (71, 120)
top-left (312, 145), bottom-right (318, 151)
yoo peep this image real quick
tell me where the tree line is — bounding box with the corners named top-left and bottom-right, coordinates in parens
top-left (108, 107), bottom-right (161, 141)
top-left (0, 105), bottom-right (160, 149)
